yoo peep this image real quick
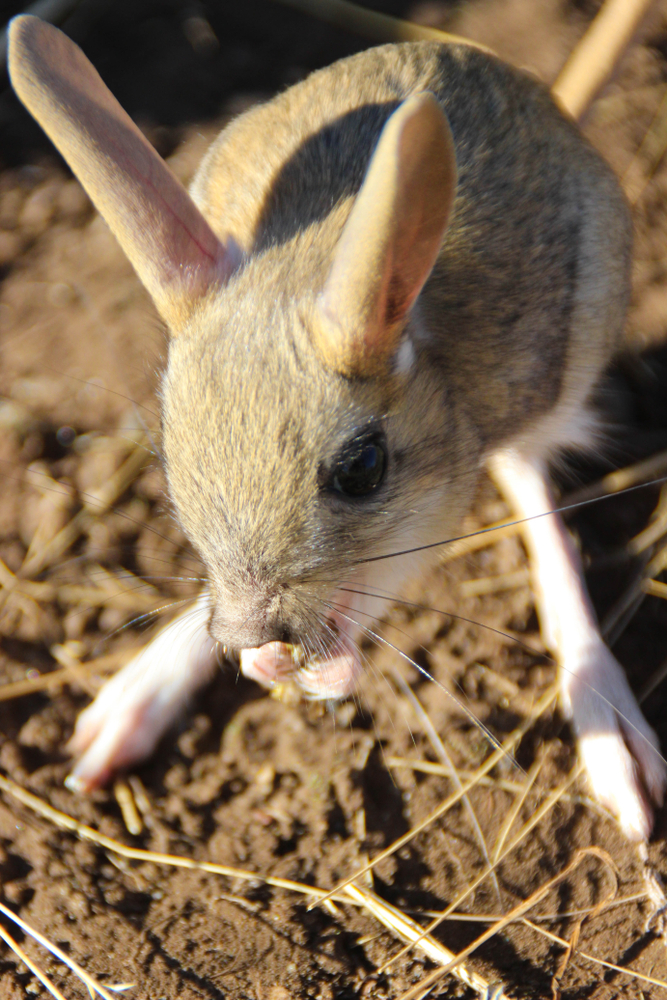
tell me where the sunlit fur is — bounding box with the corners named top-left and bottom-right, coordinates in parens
top-left (20, 17), bottom-right (663, 838)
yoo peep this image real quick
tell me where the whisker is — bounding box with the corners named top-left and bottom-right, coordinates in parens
top-left (390, 666), bottom-right (502, 908)
top-left (338, 585), bottom-right (549, 661)
top-left (358, 472), bottom-right (667, 564)
top-left (130, 403), bottom-right (163, 459)
top-left (331, 590), bottom-right (667, 771)
top-left (67, 571), bottom-right (202, 585)
top-left (89, 597), bottom-right (196, 645)
top-left (354, 646), bottom-right (418, 772)
top-left (53, 549), bottom-right (204, 579)
top-left (59, 583), bottom-right (194, 625)
top-left (318, 598), bottom-right (522, 773)
top-left (33, 362), bottom-right (160, 421)
top-left (293, 591), bottom-right (505, 763)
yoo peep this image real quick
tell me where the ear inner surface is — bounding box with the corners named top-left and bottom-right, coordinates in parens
top-left (8, 15), bottom-right (236, 332)
top-left (314, 92), bottom-right (457, 378)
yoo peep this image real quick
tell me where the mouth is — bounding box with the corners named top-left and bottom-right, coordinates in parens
top-left (238, 609), bottom-right (362, 700)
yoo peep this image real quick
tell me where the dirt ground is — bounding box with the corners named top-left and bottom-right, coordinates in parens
top-left (3, 0), bottom-right (667, 997)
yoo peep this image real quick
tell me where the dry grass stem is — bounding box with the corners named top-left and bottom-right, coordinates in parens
top-left (459, 568), bottom-right (530, 598)
top-left (648, 538), bottom-right (667, 580)
top-left (20, 441), bottom-right (151, 578)
top-left (0, 744), bottom-right (614, 999)
top-left (522, 918), bottom-right (667, 990)
top-left (596, 481), bottom-right (667, 644)
top-left (562, 448), bottom-right (667, 507)
top-left (0, 925), bottom-right (68, 1000)
top-left (628, 483), bottom-right (667, 555)
top-left (387, 756), bottom-right (525, 793)
top-left (468, 664), bottom-right (541, 717)
top-left (551, 860), bottom-right (620, 992)
top-left (395, 847), bottom-right (617, 1000)
top-left (19, 507), bottom-right (87, 580)
top-left (127, 775), bottom-right (154, 824)
top-left (386, 757), bottom-right (601, 811)
top-left (0, 772), bottom-right (362, 907)
top-left (0, 554), bottom-right (164, 656)
top-left (0, 652), bottom-right (124, 702)
top-left (312, 683), bottom-right (559, 910)
top-left (378, 762), bottom-right (585, 978)
top-left (81, 442), bottom-right (152, 515)
top-left (114, 779), bottom-right (143, 835)
top-left (0, 900), bottom-right (125, 1000)
top-left (416, 892), bottom-right (649, 924)
top-left (551, 0), bottom-right (656, 120)
top-left (491, 747), bottom-right (546, 864)
top-left (390, 666), bottom-right (500, 904)
top-left (600, 566), bottom-right (650, 646)
top-left (268, 0), bottom-right (659, 143)
top-left (644, 578), bottom-right (667, 601)
top-left (439, 517), bottom-right (520, 563)
top-left (345, 883), bottom-right (515, 1000)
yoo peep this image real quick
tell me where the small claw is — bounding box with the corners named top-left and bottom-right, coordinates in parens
top-left (64, 771), bottom-right (93, 795)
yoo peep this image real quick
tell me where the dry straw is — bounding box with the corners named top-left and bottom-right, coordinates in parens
top-left (1, 0), bottom-right (666, 996)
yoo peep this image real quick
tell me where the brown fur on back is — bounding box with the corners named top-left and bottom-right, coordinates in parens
top-left (192, 41), bottom-right (631, 449)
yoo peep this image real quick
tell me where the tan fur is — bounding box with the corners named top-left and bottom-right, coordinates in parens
top-left (7, 18), bottom-right (627, 659)
top-left (12, 16), bottom-right (663, 840)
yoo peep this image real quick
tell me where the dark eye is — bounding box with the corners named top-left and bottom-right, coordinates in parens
top-left (330, 433), bottom-right (387, 498)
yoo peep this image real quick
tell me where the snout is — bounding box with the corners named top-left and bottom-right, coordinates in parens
top-left (209, 588), bottom-right (296, 649)
top-left (209, 584), bottom-right (366, 700)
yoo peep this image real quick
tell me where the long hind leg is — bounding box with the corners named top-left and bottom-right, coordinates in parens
top-left (487, 446), bottom-right (665, 841)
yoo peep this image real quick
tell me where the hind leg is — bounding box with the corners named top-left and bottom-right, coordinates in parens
top-left (487, 447), bottom-right (665, 841)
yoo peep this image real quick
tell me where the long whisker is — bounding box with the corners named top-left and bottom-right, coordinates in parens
top-left (89, 597), bottom-right (195, 645)
top-left (293, 594), bottom-right (415, 758)
top-left (390, 666), bottom-right (502, 908)
top-left (334, 587), bottom-right (667, 770)
top-left (359, 472), bottom-right (667, 564)
top-left (32, 362), bottom-right (160, 421)
top-left (59, 583), bottom-right (198, 627)
top-left (127, 403), bottom-right (163, 459)
top-left (338, 585), bottom-right (550, 661)
top-left (318, 598), bottom-right (522, 772)
top-left (62, 569), bottom-right (200, 585)
top-left (100, 575), bottom-right (202, 584)
top-left (53, 549), bottom-right (204, 578)
top-left (335, 587), bottom-right (523, 734)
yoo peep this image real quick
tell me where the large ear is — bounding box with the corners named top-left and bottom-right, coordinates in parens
top-left (313, 93), bottom-right (456, 378)
top-left (8, 16), bottom-right (238, 332)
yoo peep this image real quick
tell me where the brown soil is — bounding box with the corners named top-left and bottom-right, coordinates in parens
top-left (2, 1), bottom-right (667, 998)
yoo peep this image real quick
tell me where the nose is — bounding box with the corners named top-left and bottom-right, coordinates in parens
top-left (209, 592), bottom-right (295, 649)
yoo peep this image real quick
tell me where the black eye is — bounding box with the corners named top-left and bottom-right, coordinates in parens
top-left (330, 433), bottom-right (387, 498)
